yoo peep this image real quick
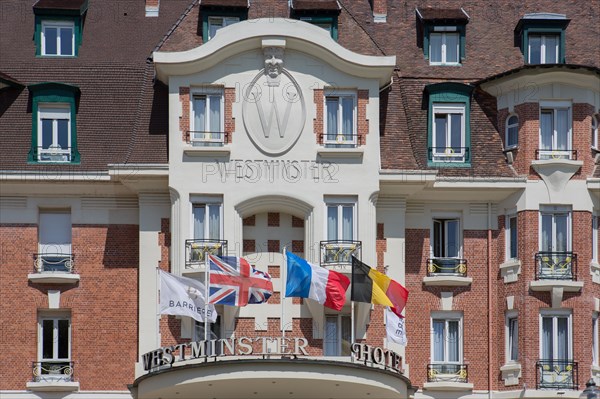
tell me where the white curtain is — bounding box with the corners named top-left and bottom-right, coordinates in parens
top-left (341, 97), bottom-right (353, 140)
top-left (541, 214), bottom-right (552, 252)
top-left (557, 318), bottom-right (568, 359)
top-left (193, 206), bottom-right (205, 239)
top-left (432, 320), bottom-right (444, 362)
top-left (448, 321), bottom-right (459, 362)
top-left (209, 96), bottom-right (220, 139)
top-left (556, 109), bottom-right (569, 151)
top-left (193, 97), bottom-right (206, 133)
top-left (542, 317), bottom-right (553, 359)
top-left (327, 206), bottom-right (338, 240)
top-left (446, 220), bottom-right (459, 258)
top-left (555, 214), bottom-right (568, 253)
top-left (39, 212), bottom-right (71, 255)
top-left (326, 99), bottom-right (338, 141)
top-left (540, 111), bottom-right (553, 150)
top-left (208, 205), bottom-right (220, 240)
top-left (342, 206), bottom-right (353, 240)
top-left (324, 316), bottom-right (338, 356)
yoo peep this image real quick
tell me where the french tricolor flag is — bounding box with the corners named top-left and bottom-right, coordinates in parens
top-left (285, 252), bottom-right (350, 311)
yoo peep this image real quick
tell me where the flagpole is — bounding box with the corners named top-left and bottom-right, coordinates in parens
top-left (350, 255), bottom-right (355, 355)
top-left (281, 246), bottom-right (287, 340)
top-left (204, 252), bottom-right (209, 342)
top-left (157, 266), bottom-right (161, 348)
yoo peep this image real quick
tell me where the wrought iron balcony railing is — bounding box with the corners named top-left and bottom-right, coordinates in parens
top-left (536, 359), bottom-right (578, 390)
top-left (185, 239), bottom-right (227, 268)
top-left (427, 258), bottom-right (468, 277)
top-left (33, 253), bottom-right (75, 273)
top-left (319, 133), bottom-right (364, 147)
top-left (535, 149), bottom-right (578, 160)
top-left (37, 146), bottom-right (72, 162)
top-left (428, 147), bottom-right (470, 162)
top-left (535, 252), bottom-right (577, 280)
top-left (427, 363), bottom-right (468, 383)
top-left (32, 361), bottom-right (74, 382)
top-left (188, 131), bottom-right (227, 146)
top-left (320, 240), bottom-right (362, 267)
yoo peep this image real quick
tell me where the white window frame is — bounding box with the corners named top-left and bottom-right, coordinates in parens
top-left (594, 312), bottom-right (599, 367)
top-left (189, 88), bottom-right (224, 144)
top-left (539, 310), bottom-right (572, 361)
top-left (528, 34), bottom-right (559, 65)
top-left (592, 114), bottom-right (599, 150)
top-left (207, 16), bottom-right (239, 40)
top-left (38, 312), bottom-right (71, 379)
top-left (323, 313), bottom-right (351, 357)
top-left (593, 214), bottom-right (599, 263)
top-left (505, 311), bottom-right (519, 364)
top-left (430, 311), bottom-right (463, 365)
top-left (324, 199), bottom-right (357, 242)
top-left (506, 213), bottom-right (518, 261)
top-left (538, 206), bottom-right (572, 253)
top-left (432, 103), bottom-right (466, 162)
top-left (538, 101), bottom-right (572, 160)
top-left (190, 197), bottom-right (223, 241)
top-left (323, 90), bottom-right (357, 146)
top-left (38, 104), bottom-right (71, 162)
top-left (430, 213), bottom-right (462, 259)
top-left (505, 114), bottom-right (519, 149)
top-left (429, 30), bottom-right (460, 65)
top-left (41, 20), bottom-right (75, 56)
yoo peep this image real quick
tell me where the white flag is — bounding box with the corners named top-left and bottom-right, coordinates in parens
top-left (159, 270), bottom-right (217, 323)
top-left (386, 307), bottom-right (407, 346)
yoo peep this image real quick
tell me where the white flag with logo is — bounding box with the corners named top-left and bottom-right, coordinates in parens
top-left (159, 270), bottom-right (217, 323)
top-left (386, 307), bottom-right (407, 346)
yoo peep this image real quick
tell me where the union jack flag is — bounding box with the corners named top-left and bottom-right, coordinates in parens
top-left (208, 255), bottom-right (273, 306)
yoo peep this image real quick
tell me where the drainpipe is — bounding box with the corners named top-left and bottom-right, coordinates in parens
top-left (488, 202), bottom-right (493, 399)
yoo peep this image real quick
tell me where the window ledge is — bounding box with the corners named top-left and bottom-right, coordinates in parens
top-left (500, 363), bottom-right (522, 386)
top-left (423, 381), bottom-right (473, 391)
top-left (499, 259), bottom-right (521, 283)
top-left (316, 147), bottom-right (364, 159)
top-left (423, 276), bottom-right (472, 287)
top-left (529, 280), bottom-right (583, 292)
top-left (28, 273), bottom-right (80, 284)
top-left (591, 261), bottom-right (600, 284)
top-left (26, 381), bottom-right (79, 392)
top-left (184, 145), bottom-right (231, 157)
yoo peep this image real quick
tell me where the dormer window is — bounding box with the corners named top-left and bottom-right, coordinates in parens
top-left (200, 0), bottom-right (248, 42)
top-left (416, 8), bottom-right (469, 66)
top-left (42, 21), bottom-right (74, 56)
top-left (33, 0), bottom-right (87, 57)
top-left (515, 13), bottom-right (570, 65)
top-left (291, 0), bottom-right (340, 40)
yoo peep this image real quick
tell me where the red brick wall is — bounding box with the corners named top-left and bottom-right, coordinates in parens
top-left (314, 89), bottom-right (324, 144)
top-left (0, 223), bottom-right (139, 391)
top-left (225, 87), bottom-right (236, 144)
top-left (179, 87), bottom-right (190, 142)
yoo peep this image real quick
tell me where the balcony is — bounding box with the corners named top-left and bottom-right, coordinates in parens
top-left (185, 239), bottom-right (227, 270)
top-left (535, 149), bottom-right (578, 160)
top-left (27, 361), bottom-right (79, 392)
top-left (423, 258), bottom-right (472, 287)
top-left (317, 134), bottom-right (364, 158)
top-left (424, 364), bottom-right (473, 391)
top-left (38, 145), bottom-right (72, 163)
top-left (28, 253), bottom-right (80, 284)
top-left (184, 131), bottom-right (230, 156)
top-left (428, 147), bottom-right (469, 164)
top-left (320, 240), bottom-right (362, 272)
top-left (536, 359), bottom-right (578, 390)
top-left (530, 252), bottom-right (583, 304)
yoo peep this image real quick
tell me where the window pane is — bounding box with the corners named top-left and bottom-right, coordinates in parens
top-left (327, 206), bottom-right (338, 240)
top-left (447, 321), bottom-right (460, 362)
top-left (42, 320), bottom-right (54, 359)
top-left (57, 320), bottom-right (69, 359)
top-left (39, 212), bottom-right (71, 254)
top-left (209, 96), bottom-right (221, 138)
top-left (341, 97), bottom-right (353, 138)
top-left (341, 316), bottom-right (351, 356)
top-left (544, 35), bottom-right (558, 64)
top-left (555, 214), bottom-right (568, 252)
top-left (509, 217), bottom-right (518, 259)
top-left (41, 119), bottom-right (53, 149)
top-left (446, 220), bottom-right (459, 258)
top-left (557, 317), bottom-right (568, 359)
top-left (450, 113), bottom-right (462, 152)
top-left (208, 18), bottom-right (223, 40)
top-left (542, 317), bottom-right (553, 359)
top-left (540, 111), bottom-right (553, 150)
top-left (509, 318), bottom-right (518, 361)
top-left (207, 204), bottom-right (220, 240)
top-left (57, 119), bottom-right (69, 149)
top-left (541, 214), bottom-right (552, 252)
top-left (223, 17), bottom-right (239, 27)
top-left (60, 27), bottom-right (73, 55)
top-left (434, 114), bottom-right (447, 150)
top-left (445, 33), bottom-right (459, 63)
top-left (342, 206), bottom-right (353, 240)
top-left (432, 320), bottom-right (445, 362)
top-left (324, 316), bottom-right (338, 356)
top-left (193, 206), bottom-right (206, 239)
top-left (430, 33), bottom-right (442, 63)
top-left (44, 27), bottom-right (58, 55)
top-left (326, 98), bottom-right (338, 140)
top-left (433, 220), bottom-right (442, 258)
top-left (193, 97), bottom-right (206, 132)
top-left (529, 35), bottom-right (541, 64)
top-left (556, 109), bottom-right (569, 150)
top-left (508, 126), bottom-right (518, 147)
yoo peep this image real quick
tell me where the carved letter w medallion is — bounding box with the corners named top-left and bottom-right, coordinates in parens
top-left (242, 46), bottom-right (306, 155)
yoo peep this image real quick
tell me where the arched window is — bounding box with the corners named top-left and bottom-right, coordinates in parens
top-left (505, 114), bottom-right (519, 149)
top-left (592, 114), bottom-right (599, 150)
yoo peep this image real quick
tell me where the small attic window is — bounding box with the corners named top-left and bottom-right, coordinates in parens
top-left (416, 8), bottom-right (469, 66)
top-left (200, 0), bottom-right (248, 41)
top-left (514, 13), bottom-right (570, 65)
top-left (291, 0), bottom-right (341, 40)
top-left (33, 0), bottom-right (88, 57)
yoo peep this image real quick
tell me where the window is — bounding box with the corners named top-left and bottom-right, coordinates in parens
top-left (432, 104), bottom-right (466, 162)
top-left (326, 203), bottom-right (355, 242)
top-left (207, 17), bottom-right (239, 40)
top-left (506, 214), bottom-right (518, 260)
top-left (431, 313), bottom-right (462, 365)
top-left (41, 21), bottom-right (74, 56)
top-left (594, 313), bottom-right (599, 367)
top-left (592, 115), bottom-right (599, 150)
top-left (539, 208), bottom-right (573, 279)
top-left (325, 93), bottom-right (356, 146)
top-left (506, 314), bottom-right (519, 363)
top-left (505, 115), bottom-right (519, 149)
top-left (594, 215), bottom-right (599, 263)
top-left (540, 313), bottom-right (571, 360)
top-left (38, 210), bottom-right (72, 272)
top-left (194, 316), bottom-right (222, 355)
top-left (33, 0), bottom-right (87, 57)
top-left (28, 83), bottom-right (80, 164)
top-left (299, 16), bottom-right (338, 39)
top-left (515, 13), bottom-right (569, 65)
top-left (37, 313), bottom-right (71, 380)
top-left (539, 103), bottom-right (572, 159)
top-left (191, 91), bottom-right (223, 144)
top-left (426, 83), bottom-right (472, 166)
top-left (323, 315), bottom-right (351, 356)
top-left (430, 31), bottom-right (460, 65)
top-left (433, 219), bottom-right (461, 260)
top-left (192, 203), bottom-right (222, 240)
top-left (528, 34), bottom-right (559, 64)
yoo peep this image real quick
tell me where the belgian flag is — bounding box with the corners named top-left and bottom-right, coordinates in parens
top-left (351, 257), bottom-right (408, 314)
